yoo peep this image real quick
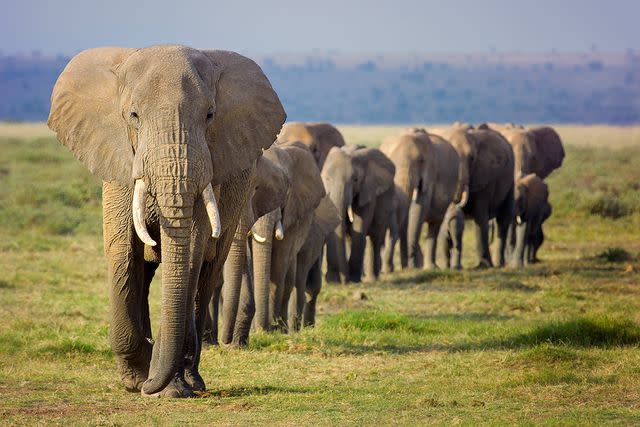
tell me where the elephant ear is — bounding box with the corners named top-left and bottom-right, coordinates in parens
top-left (48, 47), bottom-right (137, 186)
top-left (314, 195), bottom-right (342, 237)
top-left (279, 142), bottom-right (326, 230)
top-left (354, 148), bottom-right (395, 207)
top-left (529, 127), bottom-right (565, 179)
top-left (201, 50), bottom-right (286, 185)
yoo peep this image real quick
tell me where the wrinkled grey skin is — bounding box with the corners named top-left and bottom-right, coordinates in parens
top-left (48, 45), bottom-right (285, 397)
top-left (379, 129), bottom-right (460, 272)
top-left (290, 196), bottom-right (341, 330)
top-left (510, 173), bottom-right (550, 268)
top-left (205, 152), bottom-right (289, 347)
top-left (530, 202), bottom-right (552, 263)
top-left (431, 127), bottom-right (515, 268)
top-left (323, 145), bottom-right (396, 283)
top-left (277, 122), bottom-right (346, 169)
top-left (249, 143), bottom-right (325, 332)
top-left (438, 204), bottom-right (465, 270)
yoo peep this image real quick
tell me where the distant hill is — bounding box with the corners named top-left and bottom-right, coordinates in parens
top-left (1, 51), bottom-right (639, 124)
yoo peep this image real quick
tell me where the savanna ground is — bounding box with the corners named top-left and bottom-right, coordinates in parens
top-left (1, 123), bottom-right (640, 425)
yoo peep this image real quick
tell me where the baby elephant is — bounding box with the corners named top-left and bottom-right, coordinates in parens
top-left (438, 204), bottom-right (465, 270)
top-left (511, 174), bottom-right (551, 268)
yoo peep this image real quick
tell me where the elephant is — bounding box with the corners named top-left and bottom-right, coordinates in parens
top-left (248, 142), bottom-right (325, 332)
top-left (290, 195), bottom-right (341, 330)
top-left (277, 122), bottom-right (346, 168)
top-left (47, 45), bottom-right (285, 397)
top-left (530, 201), bottom-right (552, 263)
top-left (379, 128), bottom-right (460, 272)
top-left (430, 126), bottom-right (515, 268)
top-left (323, 145), bottom-right (396, 283)
top-left (511, 173), bottom-right (551, 268)
top-left (484, 123), bottom-right (565, 180)
top-left (438, 204), bottom-right (465, 270)
top-left (206, 149), bottom-right (290, 347)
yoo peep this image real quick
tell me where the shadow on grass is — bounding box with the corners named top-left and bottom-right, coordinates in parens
top-left (206, 385), bottom-right (311, 398)
top-left (258, 311), bottom-right (640, 356)
top-left (0, 280), bottom-right (15, 289)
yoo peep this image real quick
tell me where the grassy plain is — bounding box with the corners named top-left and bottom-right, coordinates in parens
top-left (1, 124), bottom-right (640, 425)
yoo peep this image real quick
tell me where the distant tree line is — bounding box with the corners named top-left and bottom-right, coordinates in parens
top-left (1, 53), bottom-right (639, 124)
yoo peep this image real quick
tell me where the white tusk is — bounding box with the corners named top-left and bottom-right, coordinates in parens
top-left (251, 225), bottom-right (267, 243)
top-left (347, 205), bottom-right (354, 222)
top-left (516, 215), bottom-right (523, 225)
top-left (274, 219), bottom-right (284, 240)
top-left (412, 188), bottom-right (419, 202)
top-left (132, 179), bottom-right (157, 246)
top-left (202, 183), bottom-right (221, 238)
top-left (455, 189), bottom-right (469, 209)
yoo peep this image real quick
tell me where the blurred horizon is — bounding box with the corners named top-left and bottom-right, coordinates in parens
top-left (1, 0), bottom-right (639, 124)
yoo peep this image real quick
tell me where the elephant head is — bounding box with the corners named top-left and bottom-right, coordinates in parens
top-left (488, 125), bottom-right (565, 180)
top-left (322, 145), bottom-right (395, 283)
top-left (432, 128), bottom-right (477, 209)
top-left (48, 46), bottom-right (285, 395)
top-left (277, 122), bottom-right (346, 168)
top-left (250, 142), bottom-right (325, 330)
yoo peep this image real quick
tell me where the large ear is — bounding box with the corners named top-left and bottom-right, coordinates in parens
top-left (314, 195), bottom-right (342, 236)
top-left (253, 153), bottom-right (290, 220)
top-left (201, 50), bottom-right (286, 185)
top-left (529, 127), bottom-right (565, 179)
top-left (278, 143), bottom-right (326, 230)
top-left (356, 148), bottom-right (395, 207)
top-left (48, 47), bottom-right (137, 186)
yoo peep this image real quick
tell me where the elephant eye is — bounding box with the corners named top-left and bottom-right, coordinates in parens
top-left (130, 112), bottom-right (139, 119)
top-left (206, 111), bottom-right (214, 121)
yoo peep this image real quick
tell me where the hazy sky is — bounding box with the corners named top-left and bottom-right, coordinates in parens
top-left (2, 0), bottom-right (639, 55)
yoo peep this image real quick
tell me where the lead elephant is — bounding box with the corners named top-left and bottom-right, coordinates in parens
top-left (379, 128), bottom-right (460, 272)
top-left (431, 126), bottom-right (515, 268)
top-left (48, 46), bottom-right (285, 397)
top-left (249, 142), bottom-right (325, 331)
top-left (323, 145), bottom-right (396, 283)
top-left (511, 173), bottom-right (551, 268)
top-left (277, 122), bottom-right (346, 168)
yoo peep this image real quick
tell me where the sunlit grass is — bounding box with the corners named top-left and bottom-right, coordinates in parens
top-left (1, 125), bottom-right (640, 424)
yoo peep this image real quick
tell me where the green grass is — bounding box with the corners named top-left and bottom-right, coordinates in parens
top-left (2, 126), bottom-right (640, 425)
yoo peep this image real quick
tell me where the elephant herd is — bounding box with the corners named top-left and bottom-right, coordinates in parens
top-left (46, 45), bottom-right (564, 398)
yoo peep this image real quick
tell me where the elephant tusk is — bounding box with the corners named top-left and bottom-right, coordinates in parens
top-left (412, 188), bottom-right (419, 202)
top-left (251, 225), bottom-right (267, 243)
top-left (202, 183), bottom-right (221, 239)
top-left (347, 205), bottom-right (354, 223)
top-left (274, 219), bottom-right (284, 240)
top-left (516, 215), bottom-right (523, 225)
top-left (132, 179), bottom-right (157, 246)
top-left (455, 189), bottom-right (469, 209)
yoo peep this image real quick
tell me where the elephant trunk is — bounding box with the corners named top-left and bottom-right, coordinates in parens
top-left (406, 198), bottom-right (425, 269)
top-left (454, 157), bottom-right (470, 208)
top-left (142, 189), bottom-right (196, 395)
top-left (325, 187), bottom-right (349, 283)
top-left (220, 223), bottom-right (247, 345)
top-left (252, 211), bottom-right (276, 331)
top-left (139, 132), bottom-right (213, 395)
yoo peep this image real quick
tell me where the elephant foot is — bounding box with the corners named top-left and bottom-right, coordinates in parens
top-left (423, 263), bottom-right (438, 271)
top-left (184, 368), bottom-right (206, 392)
top-left (141, 372), bottom-right (196, 398)
top-left (452, 264), bottom-right (463, 271)
top-left (474, 259), bottom-right (492, 269)
top-left (116, 345), bottom-right (151, 392)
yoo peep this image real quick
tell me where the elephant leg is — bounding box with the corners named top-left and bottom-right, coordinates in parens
top-left (438, 227), bottom-right (452, 269)
top-left (303, 258), bottom-right (322, 327)
top-left (205, 283), bottom-right (221, 346)
top-left (399, 219), bottom-right (408, 270)
top-left (381, 227), bottom-right (395, 275)
top-left (288, 255), bottom-right (307, 332)
top-left (510, 221), bottom-right (529, 268)
top-left (233, 241), bottom-right (255, 346)
top-left (452, 222), bottom-right (464, 270)
top-left (269, 243), bottom-right (288, 330)
top-left (279, 260), bottom-right (296, 332)
top-left (424, 220), bottom-right (442, 270)
top-left (103, 184), bottom-right (152, 393)
top-left (349, 207), bottom-right (373, 283)
top-left (363, 237), bottom-right (376, 283)
top-left (472, 211), bottom-right (492, 268)
top-left (493, 214), bottom-right (512, 268)
top-left (406, 201), bottom-right (426, 269)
